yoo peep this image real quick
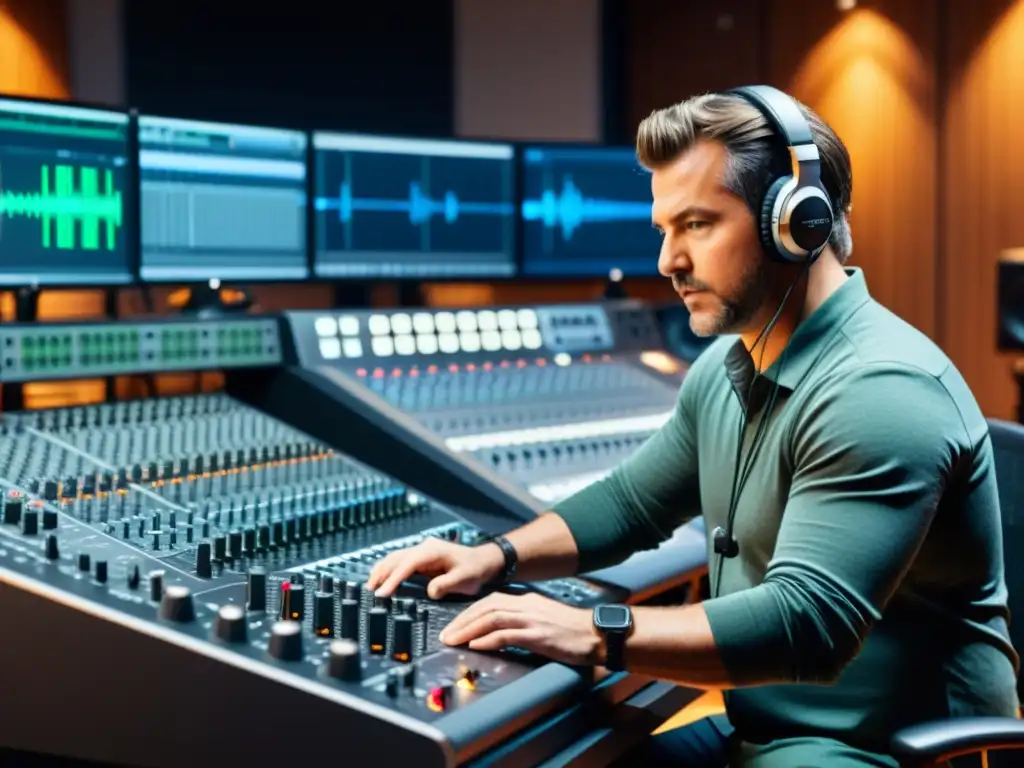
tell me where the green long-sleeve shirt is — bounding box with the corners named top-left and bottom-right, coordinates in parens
top-left (553, 268), bottom-right (1020, 766)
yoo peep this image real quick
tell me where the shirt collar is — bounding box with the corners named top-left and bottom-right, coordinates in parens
top-left (724, 267), bottom-right (872, 406)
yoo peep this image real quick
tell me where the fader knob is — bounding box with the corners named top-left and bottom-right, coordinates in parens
top-left (392, 615), bottom-right (414, 662)
top-left (149, 571), bottom-right (164, 601)
top-left (195, 542), bottom-right (212, 578)
top-left (325, 639), bottom-right (362, 682)
top-left (159, 585), bottom-right (195, 623)
top-left (95, 560), bottom-right (108, 584)
top-left (339, 599), bottom-right (359, 641)
top-left (385, 667), bottom-right (403, 698)
top-left (213, 604), bottom-right (247, 644)
top-left (367, 605), bottom-right (388, 655)
top-left (247, 568), bottom-right (267, 612)
top-left (268, 621), bottom-right (303, 661)
top-left (313, 591), bottom-right (334, 637)
top-left (43, 534), bottom-right (59, 560)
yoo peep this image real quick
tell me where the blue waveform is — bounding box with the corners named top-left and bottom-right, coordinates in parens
top-left (315, 182), bottom-right (513, 225)
top-left (521, 176), bottom-right (652, 241)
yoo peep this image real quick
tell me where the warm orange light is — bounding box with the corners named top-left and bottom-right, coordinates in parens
top-left (0, 7), bottom-right (68, 99)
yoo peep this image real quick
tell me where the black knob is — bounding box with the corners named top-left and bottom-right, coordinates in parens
top-left (78, 553), bottom-right (90, 572)
top-left (213, 604), bottom-right (247, 643)
top-left (392, 614), bottom-right (414, 662)
top-left (367, 606), bottom-right (388, 655)
top-left (149, 570), bottom-right (164, 601)
top-left (159, 585), bottom-right (195, 623)
top-left (2, 492), bottom-right (22, 524)
top-left (43, 534), bottom-right (59, 560)
top-left (247, 568), bottom-right (267, 611)
top-left (21, 508), bottom-right (38, 535)
top-left (313, 591), bottom-right (334, 637)
top-left (339, 598), bottom-right (359, 641)
top-left (268, 621), bottom-right (303, 661)
top-left (281, 583), bottom-right (304, 622)
top-left (228, 530), bottom-right (243, 560)
top-left (95, 560), bottom-right (108, 584)
top-left (212, 535), bottom-right (226, 561)
top-left (385, 667), bottom-right (402, 698)
top-left (243, 527), bottom-right (256, 554)
top-left (127, 562), bottom-right (141, 590)
top-left (325, 639), bottom-right (362, 682)
top-left (195, 541), bottom-right (212, 578)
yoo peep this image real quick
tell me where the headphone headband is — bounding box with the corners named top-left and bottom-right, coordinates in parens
top-left (728, 85), bottom-right (815, 150)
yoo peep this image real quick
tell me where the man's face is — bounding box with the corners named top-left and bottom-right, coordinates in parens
top-left (651, 140), bottom-right (772, 338)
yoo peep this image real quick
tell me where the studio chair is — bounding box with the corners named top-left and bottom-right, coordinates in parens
top-left (891, 418), bottom-right (1024, 767)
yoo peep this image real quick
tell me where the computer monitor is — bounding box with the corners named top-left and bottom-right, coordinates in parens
top-left (137, 116), bottom-right (308, 282)
top-left (520, 145), bottom-right (661, 278)
top-left (312, 133), bottom-right (516, 279)
top-left (0, 97), bottom-right (132, 286)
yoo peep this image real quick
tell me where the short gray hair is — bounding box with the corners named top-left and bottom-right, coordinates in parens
top-left (636, 92), bottom-right (854, 263)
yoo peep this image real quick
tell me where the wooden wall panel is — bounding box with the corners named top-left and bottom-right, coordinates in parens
top-left (0, 0), bottom-right (69, 99)
top-left (770, 0), bottom-right (939, 337)
top-left (943, 0), bottom-right (1024, 420)
top-left (625, 0), bottom-right (763, 132)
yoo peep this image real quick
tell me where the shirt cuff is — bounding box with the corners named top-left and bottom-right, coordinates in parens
top-left (702, 585), bottom-right (796, 686)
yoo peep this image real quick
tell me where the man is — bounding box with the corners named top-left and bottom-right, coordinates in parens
top-left (367, 87), bottom-right (1020, 767)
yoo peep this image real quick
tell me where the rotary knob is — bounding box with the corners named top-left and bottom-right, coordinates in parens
top-left (324, 639), bottom-right (362, 682)
top-left (213, 604), bottom-right (247, 644)
top-left (159, 585), bottom-right (195, 623)
top-left (268, 620), bottom-right (303, 661)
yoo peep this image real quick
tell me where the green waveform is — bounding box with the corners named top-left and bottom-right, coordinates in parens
top-left (0, 164), bottom-right (123, 250)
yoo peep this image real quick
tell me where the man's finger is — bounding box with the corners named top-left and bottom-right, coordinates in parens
top-left (467, 627), bottom-right (540, 653)
top-left (440, 610), bottom-right (528, 646)
top-left (427, 567), bottom-right (475, 600)
top-left (375, 551), bottom-right (441, 597)
top-left (439, 594), bottom-right (526, 641)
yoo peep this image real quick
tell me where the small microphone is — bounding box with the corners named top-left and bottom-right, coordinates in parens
top-left (713, 526), bottom-right (739, 558)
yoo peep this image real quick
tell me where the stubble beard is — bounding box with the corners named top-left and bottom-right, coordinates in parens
top-left (687, 257), bottom-right (774, 338)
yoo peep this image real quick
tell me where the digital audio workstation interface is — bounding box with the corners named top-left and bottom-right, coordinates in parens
top-left (313, 133), bottom-right (517, 279)
top-left (0, 98), bottom-right (133, 286)
top-left (520, 145), bottom-right (662, 278)
top-left (138, 116), bottom-right (309, 282)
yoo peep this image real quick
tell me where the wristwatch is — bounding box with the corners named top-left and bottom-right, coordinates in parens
top-left (593, 603), bottom-right (633, 671)
top-left (480, 534), bottom-right (517, 585)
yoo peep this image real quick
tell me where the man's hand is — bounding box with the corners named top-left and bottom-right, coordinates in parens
top-left (366, 537), bottom-right (504, 599)
top-left (439, 592), bottom-right (606, 667)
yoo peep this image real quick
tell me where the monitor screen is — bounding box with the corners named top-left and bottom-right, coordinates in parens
top-left (0, 98), bottom-right (132, 286)
top-left (138, 116), bottom-right (308, 282)
top-left (312, 133), bottom-right (516, 279)
top-left (520, 145), bottom-right (661, 277)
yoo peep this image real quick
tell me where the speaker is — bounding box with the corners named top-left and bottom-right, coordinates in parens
top-left (997, 249), bottom-right (1024, 350)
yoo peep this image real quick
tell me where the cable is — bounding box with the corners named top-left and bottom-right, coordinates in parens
top-left (712, 258), bottom-right (814, 599)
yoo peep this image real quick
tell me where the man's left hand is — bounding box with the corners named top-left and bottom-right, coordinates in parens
top-left (439, 592), bottom-right (606, 667)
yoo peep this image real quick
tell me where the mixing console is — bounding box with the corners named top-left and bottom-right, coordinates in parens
top-left (270, 301), bottom-right (686, 509)
top-left (0, 316), bottom-right (702, 768)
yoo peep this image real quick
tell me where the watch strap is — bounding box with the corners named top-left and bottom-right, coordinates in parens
top-left (604, 629), bottom-right (626, 671)
top-left (483, 534), bottom-right (517, 585)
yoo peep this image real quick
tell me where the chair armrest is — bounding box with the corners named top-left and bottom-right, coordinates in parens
top-left (890, 717), bottom-right (1024, 766)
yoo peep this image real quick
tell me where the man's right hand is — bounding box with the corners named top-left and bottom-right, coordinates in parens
top-left (366, 537), bottom-right (505, 600)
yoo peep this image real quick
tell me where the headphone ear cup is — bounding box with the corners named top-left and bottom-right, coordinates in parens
top-left (759, 176), bottom-right (791, 262)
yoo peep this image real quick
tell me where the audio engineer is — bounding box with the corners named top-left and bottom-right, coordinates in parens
top-left (367, 86), bottom-right (1020, 767)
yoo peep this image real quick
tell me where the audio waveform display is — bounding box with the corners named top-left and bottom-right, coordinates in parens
top-left (138, 115), bottom-right (309, 283)
top-left (313, 132), bottom-right (516, 279)
top-left (521, 177), bottom-right (652, 242)
top-left (0, 97), bottom-right (131, 286)
top-left (520, 146), bottom-right (661, 278)
top-left (0, 164), bottom-right (122, 250)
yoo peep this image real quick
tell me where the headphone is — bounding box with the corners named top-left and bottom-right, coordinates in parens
top-left (710, 86), bottom-right (836, 588)
top-left (728, 85), bottom-right (835, 264)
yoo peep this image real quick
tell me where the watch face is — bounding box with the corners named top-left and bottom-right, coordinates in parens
top-left (596, 604), bottom-right (630, 630)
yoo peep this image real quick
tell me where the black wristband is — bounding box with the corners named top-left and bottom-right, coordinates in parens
top-left (484, 534), bottom-right (517, 585)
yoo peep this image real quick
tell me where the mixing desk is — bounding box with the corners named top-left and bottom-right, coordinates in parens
top-left (0, 316), bottom-right (702, 768)
top-left (234, 301), bottom-right (706, 598)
